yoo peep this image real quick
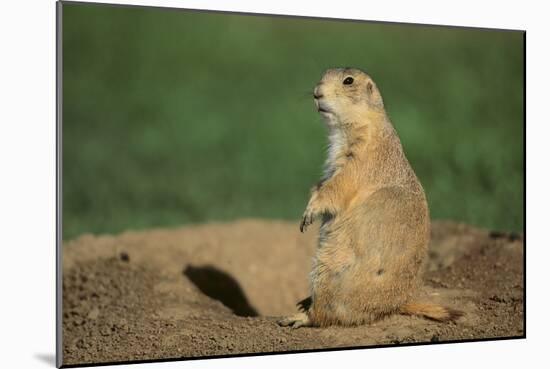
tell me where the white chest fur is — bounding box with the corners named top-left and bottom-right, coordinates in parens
top-left (323, 127), bottom-right (346, 180)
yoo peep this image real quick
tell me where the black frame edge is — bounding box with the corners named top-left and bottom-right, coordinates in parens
top-left (56, 1), bottom-right (64, 367)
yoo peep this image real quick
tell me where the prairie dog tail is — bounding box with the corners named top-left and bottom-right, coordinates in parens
top-left (399, 302), bottom-right (463, 322)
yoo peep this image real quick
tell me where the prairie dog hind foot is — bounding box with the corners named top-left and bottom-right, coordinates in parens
top-left (277, 312), bottom-right (311, 329)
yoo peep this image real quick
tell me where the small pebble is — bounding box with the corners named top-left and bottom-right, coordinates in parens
top-left (120, 252), bottom-right (130, 262)
top-left (87, 308), bottom-right (100, 320)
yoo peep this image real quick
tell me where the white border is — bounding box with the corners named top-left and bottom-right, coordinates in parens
top-left (1, 0), bottom-right (547, 368)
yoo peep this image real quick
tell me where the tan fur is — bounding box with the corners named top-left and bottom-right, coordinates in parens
top-left (279, 68), bottom-right (462, 328)
top-left (399, 302), bottom-right (464, 322)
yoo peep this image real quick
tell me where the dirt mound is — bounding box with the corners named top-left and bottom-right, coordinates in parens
top-left (62, 219), bottom-right (524, 366)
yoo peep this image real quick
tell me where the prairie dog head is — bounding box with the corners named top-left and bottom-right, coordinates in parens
top-left (313, 68), bottom-right (384, 128)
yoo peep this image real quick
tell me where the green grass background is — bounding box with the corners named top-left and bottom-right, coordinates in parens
top-left (62, 3), bottom-right (524, 240)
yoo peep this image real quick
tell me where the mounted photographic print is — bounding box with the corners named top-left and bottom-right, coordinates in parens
top-left (57, 1), bottom-right (525, 367)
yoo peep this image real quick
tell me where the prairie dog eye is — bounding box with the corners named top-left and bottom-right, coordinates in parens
top-left (343, 77), bottom-right (354, 85)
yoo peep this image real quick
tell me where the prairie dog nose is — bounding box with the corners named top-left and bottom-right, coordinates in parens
top-left (313, 84), bottom-right (323, 99)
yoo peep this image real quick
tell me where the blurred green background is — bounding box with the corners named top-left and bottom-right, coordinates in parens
top-left (62, 3), bottom-right (524, 240)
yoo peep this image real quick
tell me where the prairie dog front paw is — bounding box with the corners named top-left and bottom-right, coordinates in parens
top-left (300, 193), bottom-right (321, 232)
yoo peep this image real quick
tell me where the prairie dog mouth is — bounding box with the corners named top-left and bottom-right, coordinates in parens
top-left (314, 98), bottom-right (332, 114)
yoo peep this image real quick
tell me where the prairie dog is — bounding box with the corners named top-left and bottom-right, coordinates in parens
top-left (279, 68), bottom-right (461, 328)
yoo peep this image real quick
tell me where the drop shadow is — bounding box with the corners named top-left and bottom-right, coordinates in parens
top-left (183, 264), bottom-right (259, 317)
top-left (34, 353), bottom-right (56, 366)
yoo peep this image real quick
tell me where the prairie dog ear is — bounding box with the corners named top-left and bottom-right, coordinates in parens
top-left (366, 81), bottom-right (384, 108)
top-left (366, 81), bottom-right (374, 94)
